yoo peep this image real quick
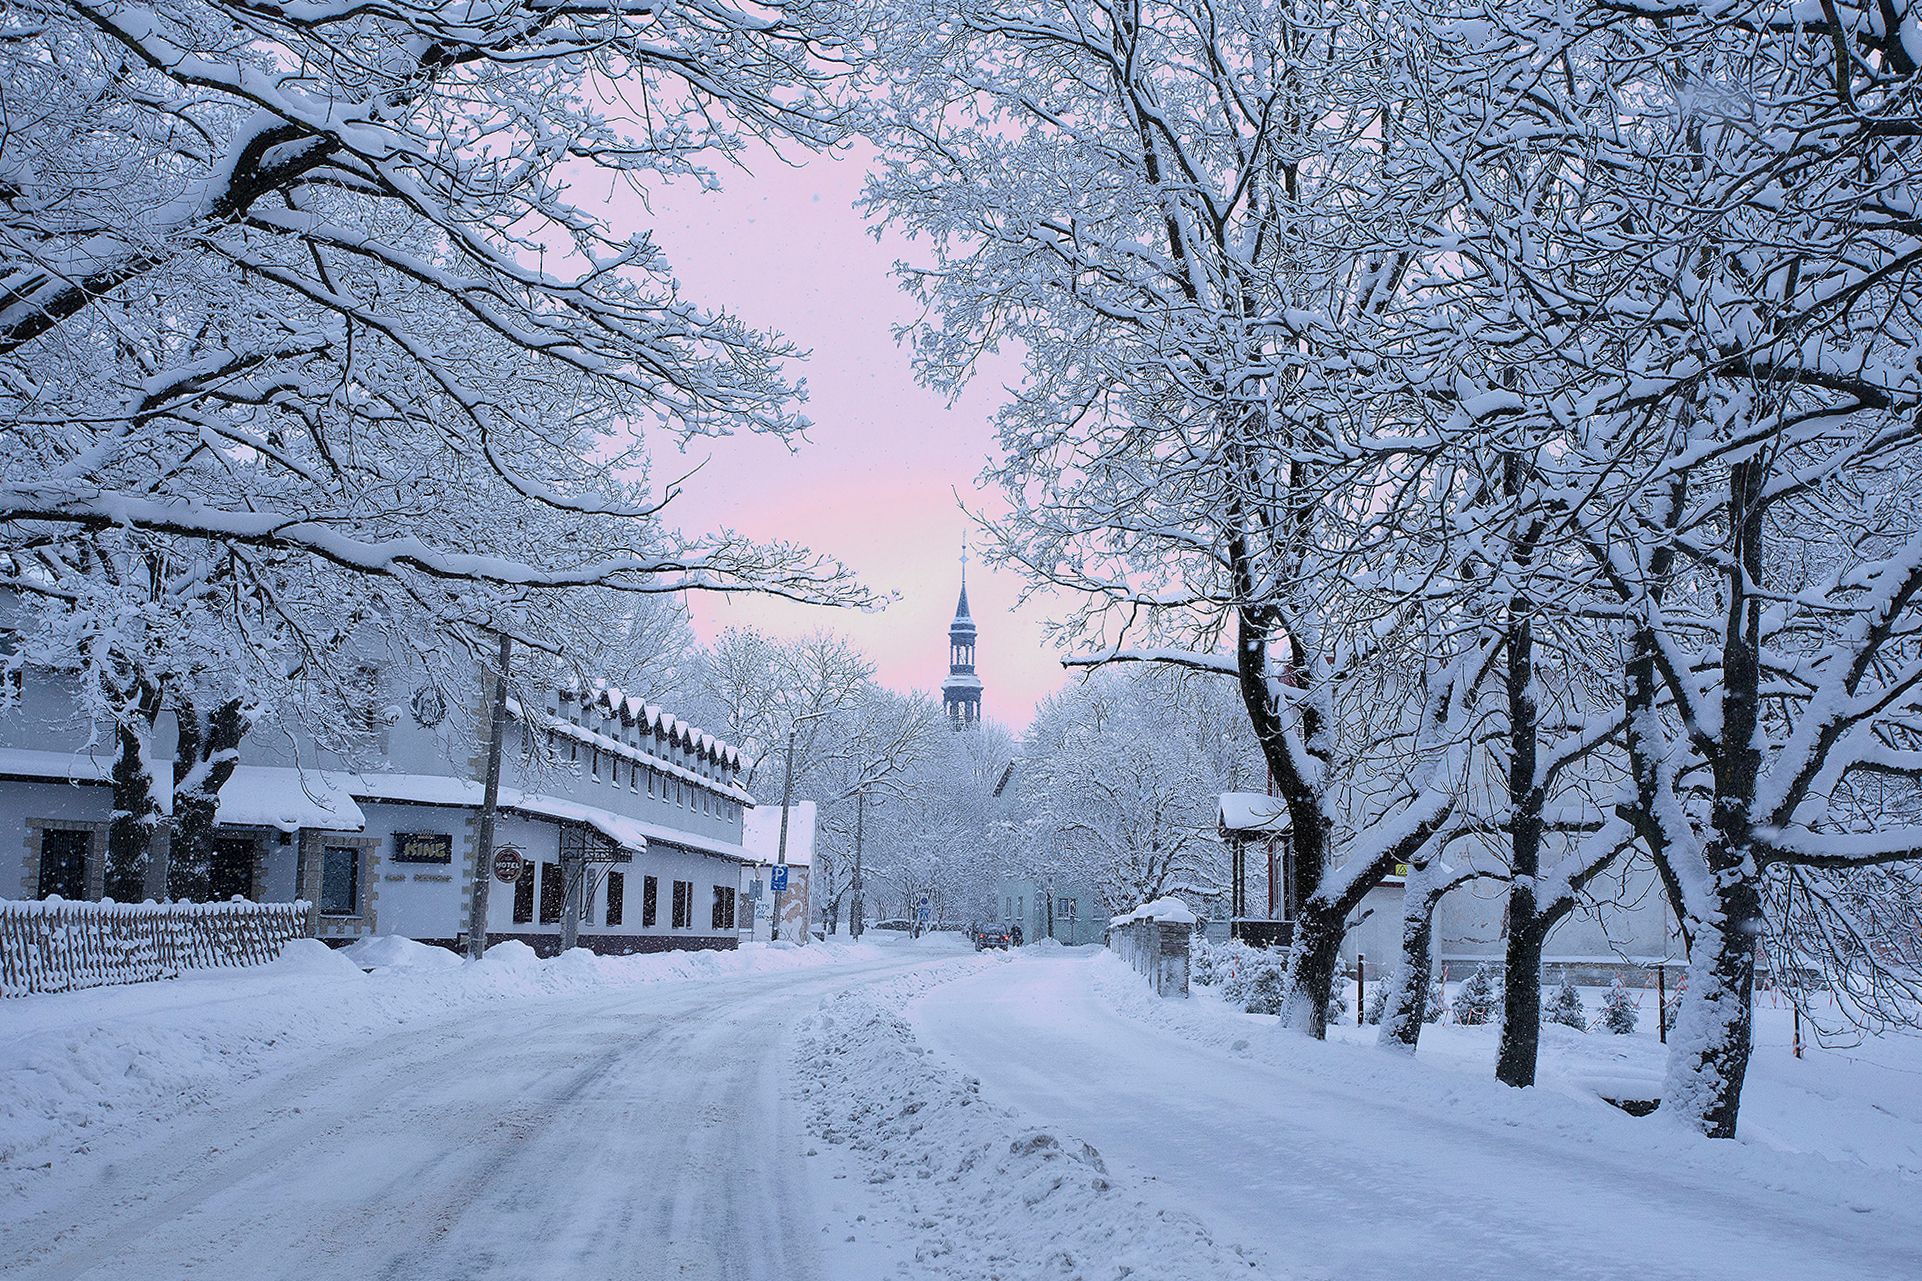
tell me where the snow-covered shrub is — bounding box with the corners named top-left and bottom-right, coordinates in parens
top-left (1361, 971), bottom-right (1439, 1026)
top-left (1236, 950), bottom-right (1289, 1015)
top-left (1191, 938), bottom-right (1254, 992)
top-left (1544, 975), bottom-right (1587, 1031)
top-left (1452, 963), bottom-right (1503, 1026)
top-left (1601, 977), bottom-right (1639, 1034)
top-left (1326, 966), bottom-right (1350, 1026)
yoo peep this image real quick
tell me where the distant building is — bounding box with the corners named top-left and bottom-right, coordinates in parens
top-left (940, 561), bottom-right (983, 730)
top-left (1211, 791), bottom-right (1678, 982)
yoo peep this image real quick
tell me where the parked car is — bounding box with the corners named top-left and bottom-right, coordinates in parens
top-left (973, 923), bottom-right (1012, 951)
top-left (873, 918), bottom-right (915, 933)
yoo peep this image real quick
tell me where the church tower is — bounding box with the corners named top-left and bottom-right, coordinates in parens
top-left (941, 551), bottom-right (983, 730)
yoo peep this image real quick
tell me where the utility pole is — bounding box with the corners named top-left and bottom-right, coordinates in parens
top-left (465, 632), bottom-right (512, 961)
top-left (559, 832), bottom-right (585, 952)
top-left (850, 786), bottom-right (867, 941)
top-left (1046, 873), bottom-right (1055, 943)
top-left (771, 724), bottom-right (798, 942)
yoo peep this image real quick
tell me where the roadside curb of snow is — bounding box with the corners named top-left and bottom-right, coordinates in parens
top-left (1083, 951), bottom-right (1920, 1212)
top-left (0, 937), bottom-right (900, 1199)
top-left (795, 982), bottom-right (1264, 1280)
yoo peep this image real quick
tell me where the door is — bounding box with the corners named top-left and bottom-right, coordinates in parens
top-left (36, 829), bottom-right (89, 900)
top-left (210, 837), bottom-right (255, 902)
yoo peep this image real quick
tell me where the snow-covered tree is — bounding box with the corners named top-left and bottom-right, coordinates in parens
top-left (1016, 669), bottom-right (1260, 915)
top-left (1601, 980), bottom-right (1639, 1037)
top-left (1545, 978), bottom-right (1587, 1033)
top-left (848, 0), bottom-right (1489, 1037)
top-left (1452, 965), bottom-right (1503, 1028)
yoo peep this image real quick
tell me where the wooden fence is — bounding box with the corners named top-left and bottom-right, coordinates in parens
top-left (0, 898), bottom-right (313, 997)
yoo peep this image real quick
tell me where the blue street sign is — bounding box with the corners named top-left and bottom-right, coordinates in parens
top-left (916, 901), bottom-right (931, 923)
top-left (771, 865), bottom-right (790, 893)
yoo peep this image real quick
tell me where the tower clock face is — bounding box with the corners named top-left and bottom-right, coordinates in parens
top-left (410, 685), bottom-right (448, 727)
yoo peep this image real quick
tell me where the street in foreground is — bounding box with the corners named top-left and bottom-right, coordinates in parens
top-left (4, 938), bottom-right (1918, 1281)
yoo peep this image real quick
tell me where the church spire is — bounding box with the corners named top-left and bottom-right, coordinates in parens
top-left (941, 541), bottom-right (982, 729)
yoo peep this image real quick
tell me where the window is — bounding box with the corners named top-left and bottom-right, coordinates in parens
top-left (0, 628), bottom-right (21, 696)
top-left (538, 861), bottom-right (564, 924)
top-left (210, 838), bottom-right (255, 902)
top-left (672, 879), bottom-right (692, 929)
top-left (36, 829), bottom-right (89, 900)
top-left (393, 832), bottom-right (452, 865)
top-left (1059, 897), bottom-right (1077, 919)
top-left (642, 874), bottom-right (658, 927)
top-left (591, 748), bottom-right (601, 780)
top-left (512, 859), bottom-right (536, 924)
top-left (711, 885), bottom-right (736, 930)
top-left (607, 870), bottom-right (625, 926)
top-left (646, 768), bottom-right (656, 798)
top-left (320, 845), bottom-right (360, 915)
top-left (630, 763), bottom-right (639, 793)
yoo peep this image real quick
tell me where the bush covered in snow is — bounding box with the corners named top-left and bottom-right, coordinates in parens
top-left (1452, 963), bottom-right (1503, 1026)
top-left (1602, 978), bottom-right (1639, 1035)
top-left (1326, 966), bottom-right (1351, 1026)
top-left (1425, 974), bottom-right (1447, 1024)
top-left (1233, 949), bottom-right (1289, 1015)
top-left (1545, 976), bottom-right (1588, 1031)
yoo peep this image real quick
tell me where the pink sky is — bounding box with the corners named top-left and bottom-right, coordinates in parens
top-left (626, 148), bottom-right (1068, 730)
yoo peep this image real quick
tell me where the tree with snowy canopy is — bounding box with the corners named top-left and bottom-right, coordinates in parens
top-left (1014, 668), bottom-right (1263, 915)
top-left (842, 0), bottom-right (1503, 1043)
top-left (1601, 980), bottom-right (1639, 1036)
top-left (1544, 978), bottom-right (1587, 1032)
top-left (0, 0), bottom-right (876, 889)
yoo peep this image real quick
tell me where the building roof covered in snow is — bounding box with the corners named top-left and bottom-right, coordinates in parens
top-left (1218, 791), bottom-right (1290, 836)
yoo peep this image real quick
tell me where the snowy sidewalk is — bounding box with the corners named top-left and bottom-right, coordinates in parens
top-left (906, 951), bottom-right (1922, 1281)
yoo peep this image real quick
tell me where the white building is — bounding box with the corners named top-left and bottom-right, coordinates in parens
top-left (0, 643), bottom-right (759, 955)
top-left (1214, 792), bottom-right (1678, 982)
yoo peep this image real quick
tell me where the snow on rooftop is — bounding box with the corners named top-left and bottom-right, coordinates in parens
top-left (214, 767), bottom-right (366, 833)
top-left (742, 800), bottom-right (817, 867)
top-left (1218, 791), bottom-right (1290, 835)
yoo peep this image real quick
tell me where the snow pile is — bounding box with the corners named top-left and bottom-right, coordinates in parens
top-left (797, 989), bottom-right (1259, 1280)
top-left (1108, 896), bottom-right (1196, 927)
top-left (337, 933), bottom-right (466, 971)
top-left (0, 938), bottom-right (896, 1193)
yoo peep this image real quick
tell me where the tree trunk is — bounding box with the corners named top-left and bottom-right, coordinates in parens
top-left (106, 715), bottom-right (161, 901)
top-left (1495, 538), bottom-right (1547, 1086)
top-left (1380, 874), bottom-right (1446, 1053)
top-left (1496, 910), bottom-right (1547, 1085)
top-left (1661, 877), bottom-right (1761, 1138)
top-left (1280, 902), bottom-right (1346, 1037)
top-left (169, 698), bottom-right (248, 900)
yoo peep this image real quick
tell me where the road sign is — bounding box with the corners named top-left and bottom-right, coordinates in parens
top-left (916, 900), bottom-right (931, 923)
top-left (491, 846), bottom-right (524, 884)
top-left (771, 865), bottom-right (790, 893)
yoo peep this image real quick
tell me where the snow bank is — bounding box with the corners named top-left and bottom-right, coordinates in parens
top-left (0, 939), bottom-right (893, 1195)
top-left (1108, 895), bottom-right (1196, 927)
top-left (797, 988), bottom-right (1259, 1280)
top-left (339, 934), bottom-right (464, 971)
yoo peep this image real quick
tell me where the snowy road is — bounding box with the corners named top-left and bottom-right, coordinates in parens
top-left (0, 950), bottom-right (949, 1281)
top-left (908, 952), bottom-right (1922, 1281)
